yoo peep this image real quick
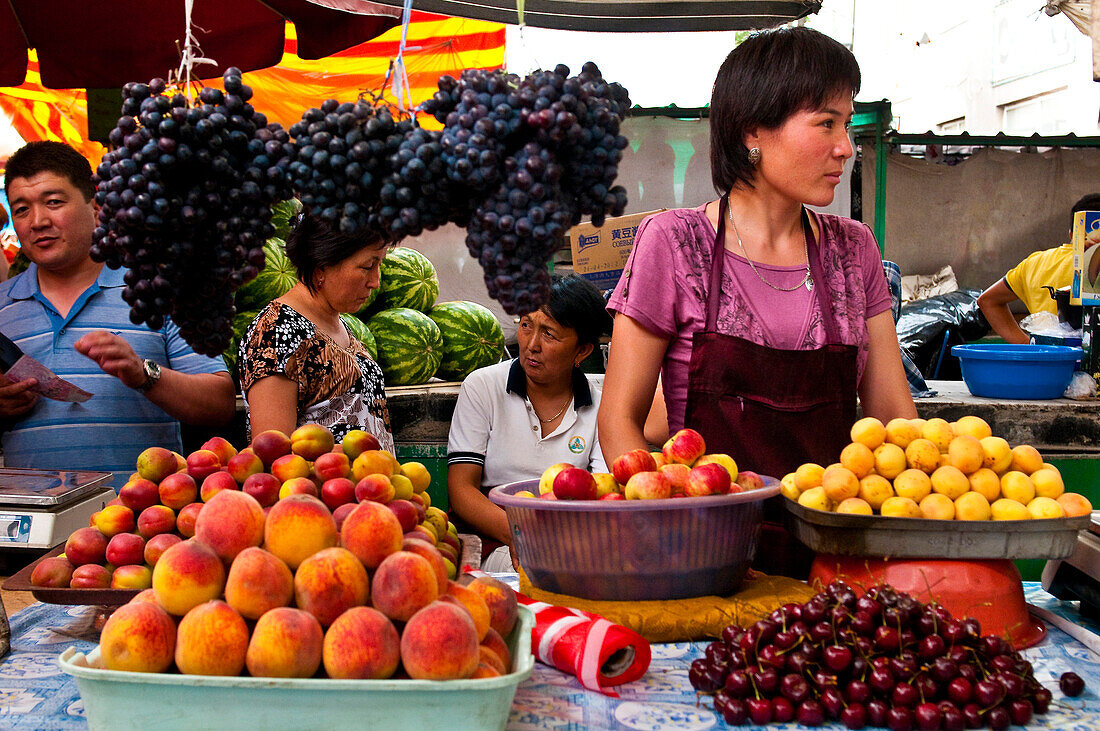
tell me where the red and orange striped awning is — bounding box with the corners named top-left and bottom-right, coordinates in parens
top-left (0, 11), bottom-right (504, 168)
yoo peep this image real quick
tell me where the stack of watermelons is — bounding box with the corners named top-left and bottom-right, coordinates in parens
top-left (228, 202), bottom-right (505, 386)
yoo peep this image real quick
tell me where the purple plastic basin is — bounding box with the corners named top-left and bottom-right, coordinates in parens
top-left (488, 478), bottom-right (779, 601)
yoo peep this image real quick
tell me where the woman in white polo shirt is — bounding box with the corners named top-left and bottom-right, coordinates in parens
top-left (447, 275), bottom-right (612, 570)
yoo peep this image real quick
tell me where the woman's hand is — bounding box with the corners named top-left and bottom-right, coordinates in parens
top-left (598, 313), bottom-right (670, 466)
top-left (859, 311), bottom-right (918, 421)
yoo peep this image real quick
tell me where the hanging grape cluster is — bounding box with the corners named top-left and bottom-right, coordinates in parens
top-left (91, 68), bottom-right (293, 355)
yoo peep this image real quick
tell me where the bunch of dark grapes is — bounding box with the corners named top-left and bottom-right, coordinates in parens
top-left (91, 68), bottom-right (293, 355)
top-left (372, 125), bottom-right (452, 239)
top-left (689, 580), bottom-right (1070, 729)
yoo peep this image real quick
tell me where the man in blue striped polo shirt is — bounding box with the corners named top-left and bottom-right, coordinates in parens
top-left (0, 141), bottom-right (236, 488)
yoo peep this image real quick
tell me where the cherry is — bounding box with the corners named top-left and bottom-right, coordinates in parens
top-left (892, 682), bottom-right (920, 707)
top-left (796, 699), bottom-right (826, 727)
top-left (914, 674), bottom-right (939, 701)
top-left (840, 701), bottom-right (868, 729)
top-left (957, 663), bottom-right (978, 684)
top-left (1060, 671), bottom-right (1085, 697)
top-left (868, 667), bottom-right (896, 695)
top-left (726, 650), bottom-right (747, 670)
top-left (942, 619), bottom-right (965, 645)
top-left (781, 602), bottom-right (804, 622)
top-left (826, 579), bottom-right (853, 600)
top-left (1032, 687), bottom-right (1052, 713)
top-left (899, 629), bottom-right (918, 649)
top-left (715, 693), bottom-right (749, 725)
top-left (688, 658), bottom-right (720, 692)
top-left (947, 676), bottom-right (973, 705)
top-left (850, 610), bottom-right (876, 637)
top-left (915, 612), bottom-right (938, 637)
top-left (870, 656), bottom-right (891, 672)
top-left (942, 705), bottom-right (965, 731)
top-left (1008, 698), bottom-right (1033, 726)
top-left (986, 705), bottom-right (1010, 730)
top-left (846, 679), bottom-right (872, 705)
top-left (959, 618), bottom-right (982, 644)
top-left (811, 620), bottom-right (834, 643)
top-left (753, 618), bottom-right (778, 644)
top-left (746, 697), bottom-right (773, 725)
top-left (812, 670), bottom-right (840, 690)
top-left (961, 702), bottom-right (984, 729)
top-left (867, 698), bottom-right (889, 727)
top-left (996, 671), bottom-right (1024, 700)
top-left (929, 656), bottom-right (958, 683)
top-left (913, 701), bottom-right (942, 731)
top-left (752, 666), bottom-right (780, 694)
top-left (856, 595), bottom-right (883, 617)
top-left (918, 634), bottom-right (946, 660)
top-left (723, 669), bottom-right (752, 698)
top-left (802, 597), bottom-right (828, 624)
top-left (889, 655), bottom-right (918, 681)
top-left (704, 641), bottom-right (730, 665)
top-left (885, 705), bottom-right (914, 731)
top-left (820, 686), bottom-right (845, 719)
top-left (851, 655), bottom-right (870, 679)
top-left (799, 642), bottom-right (822, 662)
top-left (737, 628), bottom-right (758, 655)
top-left (874, 625), bottom-right (901, 652)
top-left (883, 606), bottom-right (905, 628)
top-left (981, 635), bottom-right (1009, 658)
top-left (757, 644), bottom-right (784, 670)
top-left (785, 651), bottom-right (810, 675)
top-left (824, 645), bottom-right (853, 672)
top-left (973, 678), bottom-right (1005, 706)
top-left (989, 654), bottom-right (1016, 673)
top-left (720, 624), bottom-right (743, 648)
top-left (789, 620), bottom-right (810, 638)
top-left (772, 695), bottom-right (795, 723)
top-left (831, 603), bottom-right (853, 628)
top-left (773, 630), bottom-right (798, 650)
top-left (780, 673), bottom-right (811, 704)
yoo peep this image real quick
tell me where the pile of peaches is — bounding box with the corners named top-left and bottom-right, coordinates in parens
top-left (525, 428), bottom-right (768, 501)
top-left (782, 415), bottom-right (1093, 521)
top-left (32, 425), bottom-right (460, 592)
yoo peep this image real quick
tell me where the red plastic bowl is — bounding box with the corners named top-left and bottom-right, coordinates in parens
top-left (488, 478), bottom-right (779, 601)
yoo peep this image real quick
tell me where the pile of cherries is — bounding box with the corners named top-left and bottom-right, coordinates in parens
top-left (689, 580), bottom-right (1082, 729)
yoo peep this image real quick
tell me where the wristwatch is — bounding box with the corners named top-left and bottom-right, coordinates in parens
top-left (135, 359), bottom-right (162, 393)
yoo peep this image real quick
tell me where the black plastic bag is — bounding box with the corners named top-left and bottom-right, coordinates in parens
top-left (896, 289), bottom-right (990, 380)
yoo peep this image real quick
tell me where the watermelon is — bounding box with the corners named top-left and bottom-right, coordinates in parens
top-left (367, 308), bottom-right (443, 386)
top-left (270, 198), bottom-right (303, 240)
top-left (236, 237), bottom-right (297, 311)
top-left (428, 301), bottom-right (506, 381)
top-left (379, 247), bottom-right (439, 313)
top-left (341, 314), bottom-right (377, 360)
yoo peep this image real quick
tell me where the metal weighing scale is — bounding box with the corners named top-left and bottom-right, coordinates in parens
top-left (1042, 511), bottom-right (1100, 618)
top-left (0, 468), bottom-right (114, 551)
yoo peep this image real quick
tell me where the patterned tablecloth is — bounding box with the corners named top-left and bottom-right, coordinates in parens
top-left (1, 582), bottom-right (1098, 730)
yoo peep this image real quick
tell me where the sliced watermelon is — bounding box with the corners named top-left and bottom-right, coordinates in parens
top-left (341, 313), bottom-right (377, 361)
top-left (379, 247), bottom-right (438, 313)
top-left (367, 307), bottom-right (443, 386)
top-left (236, 237), bottom-right (297, 312)
top-left (428, 301), bottom-right (506, 381)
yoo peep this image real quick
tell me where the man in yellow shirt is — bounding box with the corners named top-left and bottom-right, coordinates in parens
top-left (978, 194), bottom-right (1100, 343)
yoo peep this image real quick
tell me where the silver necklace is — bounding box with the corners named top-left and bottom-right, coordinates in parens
top-left (726, 199), bottom-right (813, 292)
top-left (529, 397), bottom-right (569, 423)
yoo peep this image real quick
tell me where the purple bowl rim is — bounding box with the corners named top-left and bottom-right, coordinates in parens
top-left (488, 476), bottom-right (780, 510)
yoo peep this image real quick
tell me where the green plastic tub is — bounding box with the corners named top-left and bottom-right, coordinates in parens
top-left (60, 605), bottom-right (533, 731)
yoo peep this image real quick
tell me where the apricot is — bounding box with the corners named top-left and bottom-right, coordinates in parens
top-left (779, 473), bottom-right (801, 501)
top-left (955, 491), bottom-right (992, 521)
top-left (945, 435), bottom-right (984, 475)
top-left (918, 493), bottom-right (955, 520)
top-left (850, 417), bottom-right (886, 450)
top-left (991, 498), bottom-right (1031, 520)
top-left (873, 443), bottom-right (907, 480)
top-left (174, 600), bottom-right (249, 676)
top-left (152, 539), bottom-right (227, 616)
top-left (340, 500), bottom-right (403, 570)
top-left (839, 442), bottom-right (875, 479)
top-left (1010, 445), bottom-right (1044, 475)
top-left (246, 607), bottom-right (324, 678)
top-left (884, 418), bottom-right (921, 449)
top-left (136, 504), bottom-right (176, 539)
top-left (352, 450), bottom-right (395, 481)
top-left (175, 502), bottom-right (203, 538)
top-left (904, 439), bottom-right (940, 475)
top-left (822, 464), bottom-right (860, 503)
top-left (1027, 496), bottom-right (1065, 520)
top-left (797, 486), bottom-right (832, 512)
top-left (194, 489), bottom-right (266, 564)
top-left (399, 461), bottom-right (432, 493)
top-left (400, 601), bottom-right (480, 680)
top-left (99, 600), bottom-right (177, 673)
top-left (835, 497), bottom-right (873, 515)
top-left (93, 504), bottom-right (136, 537)
top-left (966, 468), bottom-right (1001, 502)
top-left (263, 494), bottom-right (339, 571)
top-left (979, 436), bottom-right (1013, 474)
top-left (953, 415), bottom-right (992, 440)
top-left (112, 565), bottom-right (153, 590)
top-left (136, 446), bottom-right (178, 484)
top-left (294, 547), bottom-right (370, 627)
top-left (793, 463), bottom-right (825, 491)
top-left (390, 473), bottom-right (415, 501)
top-left (290, 422), bottom-right (336, 462)
top-left (930, 465), bottom-right (970, 500)
top-left (466, 575), bottom-right (519, 638)
top-left (880, 496), bottom-right (922, 518)
top-left (224, 546), bottom-right (294, 620)
top-left (893, 469), bottom-right (932, 502)
top-left (370, 551), bottom-right (440, 622)
top-left (857, 474), bottom-right (894, 511)
top-left (1057, 492), bottom-right (1093, 517)
top-left (920, 418), bottom-right (955, 452)
top-left (1000, 471), bottom-right (1036, 505)
top-left (1030, 468), bottom-right (1065, 499)
top-left (322, 606), bottom-right (401, 679)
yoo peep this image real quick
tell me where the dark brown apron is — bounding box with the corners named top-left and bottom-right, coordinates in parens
top-left (684, 196), bottom-right (858, 577)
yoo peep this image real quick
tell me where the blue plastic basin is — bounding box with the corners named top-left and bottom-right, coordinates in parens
top-left (951, 344), bottom-right (1083, 399)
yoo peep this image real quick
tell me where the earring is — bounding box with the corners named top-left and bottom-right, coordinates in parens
top-left (748, 147), bottom-right (761, 166)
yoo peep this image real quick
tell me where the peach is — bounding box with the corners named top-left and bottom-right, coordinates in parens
top-left (662, 428), bottom-right (707, 465)
top-left (313, 451), bottom-right (350, 482)
top-left (370, 551), bottom-right (439, 622)
top-left (152, 539), bottom-right (227, 616)
top-left (446, 579), bottom-right (491, 641)
top-left (99, 600), bottom-right (176, 673)
top-left (93, 504), bottom-right (135, 537)
top-left (158, 472), bottom-right (198, 511)
top-left (175, 600), bottom-right (249, 676)
top-left (538, 462), bottom-right (572, 495)
top-left (387, 499), bottom-right (420, 533)
top-left (610, 449), bottom-right (657, 486)
top-left (118, 478), bottom-right (160, 514)
top-left (466, 575), bottom-right (518, 637)
top-left (111, 564), bottom-right (153, 590)
top-left (200, 436), bottom-right (237, 466)
top-left (136, 446), bottom-right (179, 484)
top-left (246, 607), bottom-right (324, 678)
top-left (341, 428), bottom-right (382, 461)
top-left (242, 472), bottom-right (281, 507)
top-left (340, 500), bottom-right (403, 569)
top-left (352, 450), bottom-right (395, 481)
top-left (186, 449), bottom-right (222, 482)
top-left (478, 644), bottom-right (507, 674)
top-left (224, 546), bottom-right (294, 620)
top-left (30, 555), bottom-right (75, 588)
top-left (850, 417), bottom-right (887, 450)
top-left (684, 462), bottom-right (731, 497)
top-left (271, 454), bottom-right (311, 483)
top-left (401, 538), bottom-right (449, 596)
top-left (279, 476), bottom-right (319, 499)
top-left (624, 470), bottom-right (671, 500)
top-left (400, 601), bottom-right (480, 680)
top-left (294, 547), bottom-right (370, 627)
top-left (106, 532), bottom-right (146, 567)
top-left (354, 473), bottom-right (395, 504)
top-left (552, 467), bottom-right (598, 500)
top-left (64, 526), bottom-right (109, 566)
top-left (172, 451), bottom-right (188, 472)
top-left (199, 470), bottom-right (238, 502)
top-left (399, 461), bottom-right (432, 494)
top-left (70, 563), bottom-right (112, 588)
top-left (332, 502), bottom-right (357, 531)
top-left (290, 423), bottom-right (336, 461)
top-left (320, 477), bottom-right (356, 510)
top-left (144, 533), bottom-right (182, 567)
top-left (481, 627), bottom-right (511, 670)
top-left (322, 606), bottom-right (401, 680)
top-left (136, 504), bottom-right (176, 539)
top-left (227, 451), bottom-right (264, 485)
top-left (129, 588), bottom-right (161, 605)
top-left (175, 502), bottom-right (204, 538)
top-left (194, 489), bottom-right (266, 563)
top-left (471, 663), bottom-right (502, 679)
top-left (1057, 492), bottom-right (1093, 517)
top-left (251, 429), bottom-right (292, 468)
top-left (264, 494), bottom-right (339, 570)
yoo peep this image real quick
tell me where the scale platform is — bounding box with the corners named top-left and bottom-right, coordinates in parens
top-left (0, 468), bottom-right (115, 551)
top-left (1042, 511), bottom-right (1100, 618)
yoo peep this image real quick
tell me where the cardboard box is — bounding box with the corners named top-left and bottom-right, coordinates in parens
top-left (1070, 210), bottom-right (1100, 305)
top-left (567, 210), bottom-right (663, 291)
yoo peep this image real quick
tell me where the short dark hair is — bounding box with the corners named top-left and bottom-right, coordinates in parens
top-left (710, 26), bottom-right (861, 194)
top-left (4, 141), bottom-right (95, 202)
top-left (542, 274), bottom-right (612, 348)
top-left (285, 213), bottom-right (389, 293)
top-left (1071, 194), bottom-right (1100, 215)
